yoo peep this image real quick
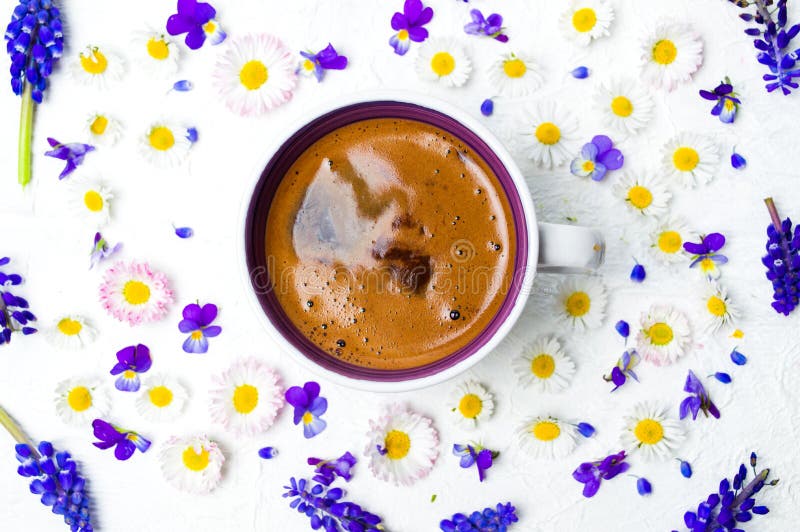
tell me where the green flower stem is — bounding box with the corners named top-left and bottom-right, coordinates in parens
top-left (18, 84), bottom-right (34, 188)
top-left (0, 403), bottom-right (38, 457)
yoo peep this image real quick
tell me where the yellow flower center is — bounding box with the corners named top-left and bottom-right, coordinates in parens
top-left (123, 280), bottom-right (151, 305)
top-left (191, 330), bottom-right (204, 340)
top-left (67, 386), bottom-right (92, 412)
top-left (634, 418), bottom-right (664, 445)
top-left (123, 370), bottom-right (136, 379)
top-left (628, 185), bottom-right (653, 210)
top-left (90, 116), bottom-right (108, 135)
top-left (565, 291), bottom-right (590, 317)
top-left (700, 258), bottom-right (717, 273)
top-left (146, 38), bottom-right (170, 60)
top-left (707, 295), bottom-right (727, 317)
top-left (302, 411), bottom-right (314, 424)
top-left (203, 21), bottom-right (216, 34)
top-left (572, 8), bottom-right (597, 33)
top-left (673, 147), bottom-right (700, 172)
top-left (652, 39), bottom-right (678, 65)
top-left (83, 190), bottom-right (104, 212)
top-left (148, 386), bottom-right (173, 408)
top-left (646, 322), bottom-right (674, 346)
top-left (582, 160), bottom-right (595, 173)
top-left (535, 122), bottom-right (561, 145)
top-left (611, 96), bottom-right (633, 117)
top-left (503, 58), bottom-right (527, 78)
top-left (232, 384), bottom-right (259, 414)
top-left (240, 60), bottom-right (269, 90)
top-left (182, 446), bottom-right (210, 471)
top-left (149, 126), bottom-right (175, 151)
top-left (302, 59), bottom-right (315, 72)
top-left (457, 393), bottom-right (483, 419)
top-left (657, 230), bottom-right (682, 254)
top-left (384, 429), bottom-right (411, 460)
top-left (398, 29), bottom-right (409, 41)
top-left (57, 318), bottom-right (83, 336)
top-left (530, 354), bottom-right (555, 379)
top-left (430, 52), bottom-right (456, 76)
top-left (532, 421), bottom-right (561, 441)
top-left (80, 49), bottom-right (108, 75)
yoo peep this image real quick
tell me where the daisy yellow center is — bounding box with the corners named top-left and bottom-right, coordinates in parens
top-left (57, 318), bottom-right (82, 336)
top-left (203, 21), bottom-right (216, 34)
top-left (634, 419), bottom-right (664, 445)
top-left (503, 58), bottom-right (527, 78)
top-left (149, 386), bottom-right (173, 408)
top-left (673, 147), bottom-right (699, 172)
top-left (240, 60), bottom-right (269, 90)
top-left (458, 394), bottom-right (483, 419)
top-left (535, 122), bottom-right (561, 145)
top-left (191, 330), bottom-right (204, 340)
top-left (398, 29), bottom-right (409, 41)
top-left (67, 386), bottom-right (92, 412)
top-left (80, 49), bottom-right (108, 75)
top-left (302, 59), bottom-right (315, 72)
top-left (532, 421), bottom-right (560, 441)
top-left (90, 116), bottom-right (108, 135)
top-left (657, 231), bottom-right (682, 254)
top-left (611, 96), bottom-right (633, 117)
top-left (628, 185), bottom-right (653, 210)
top-left (123, 280), bottom-right (151, 305)
top-left (384, 430), bottom-right (411, 460)
top-left (146, 38), bottom-right (170, 60)
top-left (83, 191), bottom-right (104, 212)
top-left (582, 160), bottom-right (595, 173)
top-left (652, 39), bottom-right (678, 65)
top-left (232, 384), bottom-right (259, 414)
top-left (707, 295), bottom-right (727, 317)
top-left (572, 8), bottom-right (597, 33)
top-left (302, 411), bottom-right (314, 424)
top-left (431, 52), bottom-right (456, 76)
top-left (646, 322), bottom-right (674, 346)
top-left (565, 291), bottom-right (590, 317)
top-left (182, 446), bottom-right (210, 472)
top-left (149, 126), bottom-right (175, 151)
top-left (530, 354), bottom-right (555, 379)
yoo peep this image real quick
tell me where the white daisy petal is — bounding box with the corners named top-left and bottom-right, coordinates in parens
top-left (133, 31), bottom-right (179, 78)
top-left (699, 282), bottom-right (739, 333)
top-left (621, 401), bottom-right (685, 460)
top-left (640, 22), bottom-right (703, 91)
top-left (415, 38), bottom-right (472, 88)
top-left (517, 416), bottom-right (578, 459)
top-left (67, 175), bottom-right (112, 228)
top-left (159, 435), bottom-right (225, 494)
top-left (487, 52), bottom-right (543, 97)
top-left (45, 315), bottom-right (96, 350)
top-left (209, 358), bottom-right (283, 437)
top-left (594, 78), bottom-right (654, 136)
top-left (648, 216), bottom-right (695, 264)
top-left (635, 304), bottom-right (692, 366)
top-left (70, 45), bottom-right (125, 89)
top-left (139, 120), bottom-right (194, 168)
top-left (660, 132), bottom-right (720, 188)
top-left (518, 102), bottom-right (579, 168)
top-left (448, 381), bottom-right (494, 429)
top-left (559, 0), bottom-right (614, 46)
top-left (612, 172), bottom-right (672, 219)
top-left (553, 276), bottom-right (607, 331)
top-left (54, 377), bottom-right (109, 426)
top-left (136, 375), bottom-right (188, 422)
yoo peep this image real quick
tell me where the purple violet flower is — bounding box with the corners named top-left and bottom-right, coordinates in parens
top-left (453, 443), bottom-right (497, 482)
top-left (285, 381), bottom-right (328, 438)
top-left (109, 344), bottom-right (152, 392)
top-left (44, 138), bottom-right (94, 180)
top-left (762, 198), bottom-right (800, 315)
top-left (298, 43), bottom-right (348, 82)
top-left (699, 78), bottom-right (741, 123)
top-left (573, 450), bottom-right (630, 498)
top-left (570, 135), bottom-right (624, 181)
top-left (307, 451), bottom-right (357, 485)
top-left (178, 302), bottom-right (221, 353)
top-left (89, 232), bottom-right (121, 269)
top-left (166, 0), bottom-right (226, 50)
top-left (464, 9), bottom-right (509, 42)
top-left (91, 419), bottom-right (150, 461)
top-left (683, 233), bottom-right (728, 280)
top-left (389, 0), bottom-right (434, 56)
top-left (679, 370), bottom-right (720, 421)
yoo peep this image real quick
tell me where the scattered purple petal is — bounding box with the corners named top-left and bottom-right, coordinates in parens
top-left (258, 447), bottom-right (278, 459)
top-left (174, 226), bottom-right (194, 239)
top-left (630, 262), bottom-right (646, 283)
top-left (730, 348), bottom-right (747, 366)
top-left (480, 98), bottom-right (494, 116)
top-left (731, 151), bottom-right (747, 170)
top-left (637, 477), bottom-right (652, 496)
top-left (173, 80), bottom-right (193, 92)
top-left (713, 372), bottom-right (732, 384)
top-left (571, 66), bottom-right (590, 79)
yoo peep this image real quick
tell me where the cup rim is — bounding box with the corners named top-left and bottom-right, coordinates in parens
top-left (238, 91), bottom-right (538, 392)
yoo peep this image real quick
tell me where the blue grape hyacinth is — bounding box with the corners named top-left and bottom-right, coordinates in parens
top-left (762, 198), bottom-right (800, 315)
top-left (0, 256), bottom-right (37, 345)
top-left (440, 502), bottom-right (519, 531)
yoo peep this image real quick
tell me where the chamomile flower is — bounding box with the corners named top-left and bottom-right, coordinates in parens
top-left (513, 336), bottom-right (576, 392)
top-left (519, 102), bottom-right (579, 168)
top-left (635, 304), bottom-right (691, 366)
top-left (559, 0), bottom-right (614, 47)
top-left (448, 381), bottom-right (494, 429)
top-left (45, 315), bottom-right (96, 350)
top-left (71, 45), bottom-right (125, 89)
top-left (133, 31), bottom-right (179, 78)
top-left (98, 260), bottom-right (174, 326)
top-left (213, 33), bottom-right (297, 117)
top-left (700, 283), bottom-right (739, 333)
top-left (487, 52), bottom-right (543, 97)
top-left (553, 276), bottom-right (607, 331)
top-left (136, 375), bottom-right (188, 423)
top-left (649, 217), bottom-right (694, 264)
top-left (54, 377), bottom-right (110, 426)
top-left (517, 416), bottom-right (577, 459)
top-left (640, 22), bottom-right (703, 91)
top-left (612, 173), bottom-right (671, 219)
top-left (84, 112), bottom-right (123, 146)
top-left (68, 175), bottom-right (112, 228)
top-left (139, 121), bottom-right (194, 168)
top-left (159, 435), bottom-right (225, 494)
top-left (209, 358), bottom-right (283, 437)
top-left (661, 133), bottom-right (720, 188)
top-left (364, 403), bottom-right (439, 486)
top-left (621, 402), bottom-right (686, 460)
top-left (594, 78), bottom-right (654, 136)
top-left (415, 38), bottom-right (472, 87)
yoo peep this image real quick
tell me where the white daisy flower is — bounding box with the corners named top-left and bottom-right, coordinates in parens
top-left (648, 217), bottom-right (694, 264)
top-left (139, 121), bottom-right (195, 168)
top-left (594, 78), bottom-right (655, 136)
top-left (45, 315), bottom-right (96, 350)
top-left (621, 401), bottom-right (686, 460)
top-left (415, 38), bottom-right (472, 87)
top-left (448, 381), bottom-right (494, 429)
top-left (512, 336), bottom-right (576, 392)
top-left (517, 416), bottom-right (578, 459)
top-left (68, 175), bottom-right (112, 228)
top-left (136, 375), bottom-right (188, 423)
top-left (364, 404), bottom-right (439, 486)
top-left (209, 358), bottom-right (283, 437)
top-left (699, 283), bottom-right (739, 333)
top-left (640, 22), bottom-right (703, 91)
top-left (553, 276), bottom-right (607, 331)
top-left (71, 45), bottom-right (124, 89)
top-left (559, 0), bottom-right (614, 46)
top-left (133, 31), bottom-right (179, 78)
top-left (612, 172), bottom-right (672, 219)
top-left (213, 33), bottom-right (297, 117)
top-left (519, 102), bottom-right (579, 168)
top-left (635, 304), bottom-right (692, 366)
top-left (661, 132), bottom-right (720, 188)
top-left (487, 52), bottom-right (543, 97)
top-left (159, 435), bottom-right (225, 494)
top-left (54, 377), bottom-right (110, 426)
top-left (84, 112), bottom-right (123, 146)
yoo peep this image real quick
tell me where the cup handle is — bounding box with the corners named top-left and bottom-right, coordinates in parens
top-left (537, 222), bottom-right (605, 273)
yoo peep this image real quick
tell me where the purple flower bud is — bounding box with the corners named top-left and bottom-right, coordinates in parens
top-left (185, 127), bottom-right (198, 143)
top-left (258, 446), bottom-right (278, 459)
top-left (713, 372), bottom-right (732, 383)
top-left (480, 99), bottom-right (494, 116)
top-left (173, 79), bottom-right (193, 92)
top-left (615, 320), bottom-right (630, 338)
top-left (731, 151), bottom-right (747, 170)
top-left (174, 226), bottom-right (193, 238)
top-left (730, 348), bottom-right (747, 366)
top-left (576, 422), bottom-right (595, 438)
top-left (679, 460), bottom-right (692, 478)
top-left (636, 477), bottom-right (652, 496)
top-left (571, 66), bottom-right (590, 79)
top-left (630, 263), bottom-right (646, 283)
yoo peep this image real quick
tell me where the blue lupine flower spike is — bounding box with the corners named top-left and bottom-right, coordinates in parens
top-left (0, 256), bottom-right (38, 345)
top-left (762, 197), bottom-right (800, 315)
top-left (283, 475), bottom-right (383, 531)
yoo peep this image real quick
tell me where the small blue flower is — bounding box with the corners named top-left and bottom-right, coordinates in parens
top-left (571, 66), bottom-right (590, 79)
top-left (570, 135), bottom-right (624, 181)
top-left (480, 98), bottom-right (494, 116)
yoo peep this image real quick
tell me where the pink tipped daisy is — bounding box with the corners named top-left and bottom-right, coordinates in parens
top-left (99, 261), bottom-right (173, 326)
top-left (213, 33), bottom-right (297, 117)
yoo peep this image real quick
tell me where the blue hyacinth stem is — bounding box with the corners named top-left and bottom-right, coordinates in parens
top-left (18, 84), bottom-right (34, 188)
top-left (0, 404), bottom-right (38, 455)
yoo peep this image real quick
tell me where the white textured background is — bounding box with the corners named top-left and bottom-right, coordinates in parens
top-left (2, 0), bottom-right (800, 531)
